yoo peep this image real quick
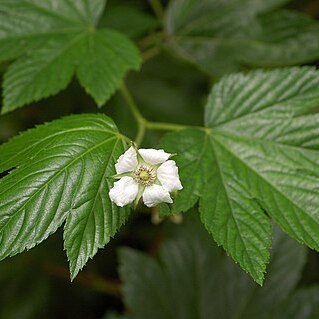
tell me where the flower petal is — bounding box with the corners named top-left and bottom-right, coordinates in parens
top-left (157, 160), bottom-right (183, 192)
top-left (109, 176), bottom-right (139, 207)
top-left (115, 146), bottom-right (138, 174)
top-left (142, 184), bottom-right (173, 207)
top-left (138, 148), bottom-right (171, 165)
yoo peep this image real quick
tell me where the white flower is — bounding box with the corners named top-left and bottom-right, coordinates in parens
top-left (109, 146), bottom-right (183, 207)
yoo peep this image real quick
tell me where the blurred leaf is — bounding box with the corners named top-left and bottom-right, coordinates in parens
top-left (114, 213), bottom-right (312, 319)
top-left (0, 114), bottom-right (130, 279)
top-left (241, 10), bottom-right (319, 66)
top-left (0, 255), bottom-right (50, 319)
top-left (103, 312), bottom-right (132, 319)
top-left (99, 5), bottom-right (158, 38)
top-left (166, 0), bottom-right (291, 32)
top-left (165, 0), bottom-right (319, 76)
top-left (273, 287), bottom-right (319, 319)
top-left (161, 67), bottom-right (319, 284)
top-left (0, 0), bottom-right (141, 112)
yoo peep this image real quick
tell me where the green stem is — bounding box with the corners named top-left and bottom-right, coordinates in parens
top-left (138, 31), bottom-right (165, 50)
top-left (120, 84), bottom-right (147, 146)
top-left (142, 46), bottom-right (161, 62)
top-left (147, 121), bottom-right (211, 133)
top-left (135, 123), bottom-right (146, 147)
top-left (146, 121), bottom-right (188, 131)
top-left (120, 84), bottom-right (144, 124)
top-left (120, 83), bottom-right (210, 146)
top-left (149, 0), bottom-right (164, 22)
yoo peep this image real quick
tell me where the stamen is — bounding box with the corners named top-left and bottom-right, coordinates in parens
top-left (134, 165), bottom-right (156, 186)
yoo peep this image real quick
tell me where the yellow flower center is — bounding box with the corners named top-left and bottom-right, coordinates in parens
top-left (134, 165), bottom-right (156, 186)
top-left (139, 170), bottom-right (150, 181)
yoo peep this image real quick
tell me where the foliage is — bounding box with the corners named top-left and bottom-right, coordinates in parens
top-left (0, 1), bottom-right (319, 315)
top-left (165, 0), bottom-right (319, 76)
top-left (161, 67), bottom-right (319, 284)
top-left (108, 214), bottom-right (319, 319)
top-left (0, 0), bottom-right (141, 112)
top-left (0, 114), bottom-right (130, 279)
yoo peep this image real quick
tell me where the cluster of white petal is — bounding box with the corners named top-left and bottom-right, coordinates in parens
top-left (109, 147), bottom-right (183, 207)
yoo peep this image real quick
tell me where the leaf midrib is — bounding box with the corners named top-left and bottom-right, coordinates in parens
top-left (207, 135), bottom-right (263, 281)
top-left (64, 0), bottom-right (92, 24)
top-left (67, 137), bottom-right (121, 274)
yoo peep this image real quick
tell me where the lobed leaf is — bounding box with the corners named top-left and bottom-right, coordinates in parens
top-left (161, 129), bottom-right (273, 284)
top-left (0, 114), bottom-right (130, 279)
top-left (161, 67), bottom-right (319, 284)
top-left (0, 0), bottom-right (141, 112)
top-left (0, 0), bottom-right (106, 61)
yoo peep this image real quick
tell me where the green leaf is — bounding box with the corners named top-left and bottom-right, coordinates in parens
top-left (0, 0), bottom-right (141, 113)
top-left (75, 29), bottom-right (141, 107)
top-left (165, 0), bottom-right (319, 76)
top-left (162, 129), bottom-right (273, 284)
top-left (3, 34), bottom-right (77, 111)
top-left (161, 67), bottom-right (319, 284)
top-left (116, 213), bottom-right (311, 319)
top-left (0, 0), bottom-right (106, 62)
top-left (0, 114), bottom-right (130, 279)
